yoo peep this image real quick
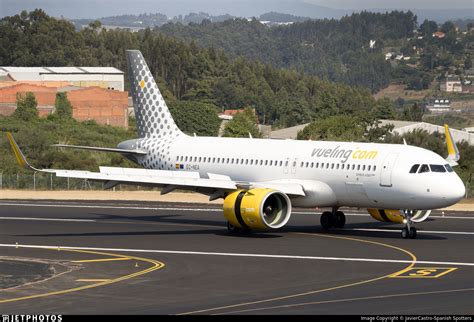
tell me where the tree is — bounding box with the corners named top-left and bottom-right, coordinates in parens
top-left (373, 98), bottom-right (397, 120)
top-left (222, 108), bottom-right (262, 138)
top-left (401, 103), bottom-right (423, 121)
top-left (168, 100), bottom-right (221, 136)
top-left (465, 57), bottom-right (472, 70)
top-left (419, 19), bottom-right (438, 37)
top-left (13, 92), bottom-right (38, 121)
top-left (54, 92), bottom-right (73, 119)
top-left (297, 115), bottom-right (365, 142)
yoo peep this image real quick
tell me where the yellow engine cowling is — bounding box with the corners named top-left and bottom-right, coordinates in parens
top-left (367, 208), bottom-right (405, 224)
top-left (223, 188), bottom-right (291, 230)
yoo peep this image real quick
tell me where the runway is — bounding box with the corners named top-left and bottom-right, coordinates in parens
top-left (0, 200), bottom-right (473, 314)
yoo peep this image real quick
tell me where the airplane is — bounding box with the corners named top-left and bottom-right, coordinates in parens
top-left (6, 49), bottom-right (466, 239)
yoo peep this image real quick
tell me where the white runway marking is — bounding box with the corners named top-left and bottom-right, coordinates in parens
top-left (340, 228), bottom-right (474, 236)
top-left (0, 202), bottom-right (472, 220)
top-left (0, 243), bottom-right (473, 267)
top-left (0, 217), bottom-right (96, 223)
top-left (0, 216), bottom-right (472, 236)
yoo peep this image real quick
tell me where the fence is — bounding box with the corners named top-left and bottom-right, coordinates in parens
top-left (0, 172), bottom-right (158, 191)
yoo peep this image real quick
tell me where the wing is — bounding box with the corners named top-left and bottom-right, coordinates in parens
top-left (6, 133), bottom-right (305, 198)
top-left (51, 144), bottom-right (147, 155)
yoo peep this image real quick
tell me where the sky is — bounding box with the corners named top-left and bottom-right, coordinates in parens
top-left (0, 0), bottom-right (472, 19)
top-left (308, 0), bottom-right (472, 10)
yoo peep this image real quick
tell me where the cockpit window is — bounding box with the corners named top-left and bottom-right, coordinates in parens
top-left (409, 164), bottom-right (420, 173)
top-left (444, 164), bottom-right (454, 172)
top-left (430, 164), bottom-right (446, 173)
top-left (418, 164), bottom-right (430, 173)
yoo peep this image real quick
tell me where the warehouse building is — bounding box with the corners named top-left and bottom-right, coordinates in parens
top-left (0, 66), bottom-right (124, 91)
top-left (0, 66), bottom-right (128, 128)
top-left (0, 83), bottom-right (128, 128)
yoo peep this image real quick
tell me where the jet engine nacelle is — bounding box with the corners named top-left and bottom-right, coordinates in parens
top-left (367, 208), bottom-right (405, 223)
top-left (223, 188), bottom-right (291, 230)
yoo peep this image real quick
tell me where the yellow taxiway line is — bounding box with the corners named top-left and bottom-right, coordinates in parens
top-left (72, 257), bottom-right (132, 263)
top-left (178, 232), bottom-right (417, 315)
top-left (0, 247), bottom-right (165, 304)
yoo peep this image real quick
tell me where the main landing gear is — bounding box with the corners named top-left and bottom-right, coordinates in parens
top-left (320, 208), bottom-right (346, 230)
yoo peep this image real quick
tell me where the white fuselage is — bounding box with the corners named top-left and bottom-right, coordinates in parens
top-left (134, 135), bottom-right (465, 210)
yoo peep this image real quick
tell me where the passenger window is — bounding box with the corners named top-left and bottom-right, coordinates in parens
top-left (367, 165), bottom-right (371, 171)
top-left (373, 166), bottom-right (376, 171)
top-left (430, 164), bottom-right (446, 173)
top-left (341, 164), bottom-right (344, 170)
top-left (362, 165), bottom-right (366, 171)
top-left (199, 157), bottom-right (202, 162)
top-left (246, 159), bottom-right (249, 165)
top-left (409, 164), bottom-right (420, 173)
top-left (285, 161), bottom-right (288, 167)
top-left (331, 163), bottom-right (334, 169)
top-left (280, 161), bottom-right (283, 167)
top-left (357, 165), bottom-right (360, 171)
top-left (445, 164), bottom-right (454, 172)
top-left (352, 164), bottom-right (355, 170)
top-left (326, 163), bottom-right (329, 169)
top-left (316, 162), bottom-right (319, 168)
top-left (418, 164), bottom-right (430, 173)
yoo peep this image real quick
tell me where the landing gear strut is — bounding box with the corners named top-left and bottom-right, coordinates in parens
top-left (320, 208), bottom-right (346, 230)
top-left (401, 211), bottom-right (417, 239)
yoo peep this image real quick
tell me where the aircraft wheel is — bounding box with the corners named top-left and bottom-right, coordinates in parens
top-left (227, 222), bottom-right (242, 234)
top-left (409, 227), bottom-right (417, 239)
top-left (401, 228), bottom-right (409, 239)
top-left (334, 211), bottom-right (346, 228)
top-left (320, 211), bottom-right (334, 230)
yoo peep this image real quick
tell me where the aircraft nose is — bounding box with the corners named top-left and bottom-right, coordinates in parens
top-left (447, 176), bottom-right (465, 203)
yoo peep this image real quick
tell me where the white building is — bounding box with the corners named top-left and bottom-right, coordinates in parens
top-left (0, 66), bottom-right (124, 91)
top-left (426, 99), bottom-right (451, 113)
top-left (442, 76), bottom-right (462, 93)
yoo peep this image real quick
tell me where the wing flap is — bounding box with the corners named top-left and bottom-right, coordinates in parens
top-left (53, 168), bottom-right (238, 190)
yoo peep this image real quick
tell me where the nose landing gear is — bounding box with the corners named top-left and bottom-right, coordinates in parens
top-left (401, 210), bottom-right (431, 239)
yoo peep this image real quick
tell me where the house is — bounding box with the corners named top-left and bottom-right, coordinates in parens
top-left (425, 98), bottom-right (451, 113)
top-left (385, 53), bottom-right (393, 60)
top-left (442, 76), bottom-right (462, 92)
top-left (432, 31), bottom-right (446, 39)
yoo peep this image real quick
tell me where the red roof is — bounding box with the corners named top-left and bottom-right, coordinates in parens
top-left (222, 109), bottom-right (246, 116)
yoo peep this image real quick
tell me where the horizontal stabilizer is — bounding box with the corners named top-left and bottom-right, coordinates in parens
top-left (52, 144), bottom-right (147, 155)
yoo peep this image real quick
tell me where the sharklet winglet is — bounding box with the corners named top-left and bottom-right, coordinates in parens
top-left (6, 132), bottom-right (42, 172)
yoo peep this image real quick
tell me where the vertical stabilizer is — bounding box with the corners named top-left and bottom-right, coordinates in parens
top-left (126, 50), bottom-right (183, 138)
